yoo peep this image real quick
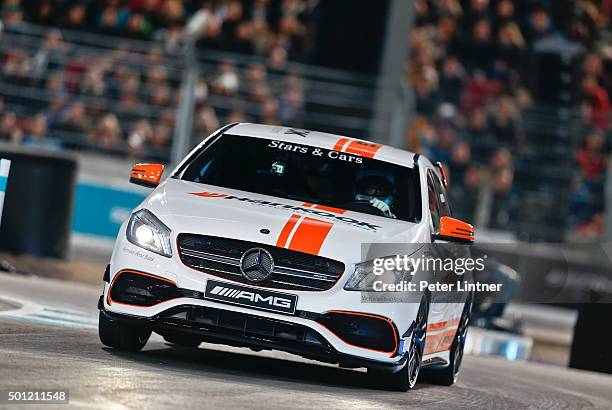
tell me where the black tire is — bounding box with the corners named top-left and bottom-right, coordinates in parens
top-left (369, 298), bottom-right (428, 391)
top-left (98, 311), bottom-right (151, 352)
top-left (422, 296), bottom-right (472, 386)
top-left (163, 333), bottom-right (203, 348)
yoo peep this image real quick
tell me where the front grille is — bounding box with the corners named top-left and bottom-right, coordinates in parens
top-left (177, 234), bottom-right (345, 291)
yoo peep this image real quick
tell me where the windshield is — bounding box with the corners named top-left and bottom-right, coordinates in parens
top-left (177, 134), bottom-right (421, 223)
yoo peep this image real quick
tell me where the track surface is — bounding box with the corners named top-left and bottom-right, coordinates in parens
top-left (1, 272), bottom-right (612, 409)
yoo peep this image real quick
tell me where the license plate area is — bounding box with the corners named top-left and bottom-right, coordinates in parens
top-left (204, 280), bottom-right (298, 315)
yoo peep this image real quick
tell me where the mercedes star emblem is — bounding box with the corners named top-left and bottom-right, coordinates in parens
top-left (239, 248), bottom-right (274, 282)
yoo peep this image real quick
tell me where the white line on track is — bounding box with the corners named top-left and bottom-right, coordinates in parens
top-left (0, 294), bottom-right (98, 329)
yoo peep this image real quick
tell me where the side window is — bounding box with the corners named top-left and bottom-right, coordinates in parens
top-left (427, 169), bottom-right (451, 231)
top-left (427, 171), bottom-right (442, 231)
top-left (433, 170), bottom-right (451, 217)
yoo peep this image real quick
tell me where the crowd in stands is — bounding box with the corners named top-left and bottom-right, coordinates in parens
top-left (407, 0), bottom-right (612, 239)
top-left (2, 0), bottom-right (319, 60)
top-left (0, 0), bottom-right (312, 159)
top-left (2, 0), bottom-right (612, 240)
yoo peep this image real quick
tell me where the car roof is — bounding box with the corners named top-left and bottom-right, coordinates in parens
top-left (227, 123), bottom-right (416, 168)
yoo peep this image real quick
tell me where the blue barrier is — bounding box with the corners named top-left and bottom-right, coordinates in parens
top-left (72, 181), bottom-right (146, 238)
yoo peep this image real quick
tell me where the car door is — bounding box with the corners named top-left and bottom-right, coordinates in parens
top-left (425, 168), bottom-right (466, 355)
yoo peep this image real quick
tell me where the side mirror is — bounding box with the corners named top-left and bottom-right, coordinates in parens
top-left (432, 216), bottom-right (474, 244)
top-left (129, 163), bottom-right (164, 188)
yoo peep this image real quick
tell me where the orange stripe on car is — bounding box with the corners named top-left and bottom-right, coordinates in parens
top-left (343, 140), bottom-right (382, 158)
top-left (287, 217), bottom-right (333, 255)
top-left (424, 329), bottom-right (457, 355)
top-left (276, 214), bottom-right (301, 248)
top-left (427, 318), bottom-right (460, 332)
top-left (190, 192), bottom-right (228, 198)
top-left (333, 137), bottom-right (350, 151)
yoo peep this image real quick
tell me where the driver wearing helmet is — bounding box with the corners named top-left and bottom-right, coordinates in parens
top-left (354, 170), bottom-right (397, 218)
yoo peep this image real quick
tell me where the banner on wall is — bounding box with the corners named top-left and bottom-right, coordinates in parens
top-left (0, 159), bottom-right (10, 227)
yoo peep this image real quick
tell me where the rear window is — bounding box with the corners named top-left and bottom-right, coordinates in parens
top-left (177, 134), bottom-right (421, 223)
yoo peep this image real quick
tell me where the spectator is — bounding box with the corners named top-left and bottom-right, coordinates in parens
top-left (427, 125), bottom-right (456, 164)
top-left (569, 175), bottom-right (596, 226)
top-left (278, 86), bottom-right (304, 124)
top-left (97, 5), bottom-right (126, 37)
top-left (212, 61), bottom-right (240, 96)
top-left (574, 212), bottom-right (605, 239)
top-left (576, 129), bottom-right (608, 181)
top-left (525, 8), bottom-right (555, 44)
top-left (461, 70), bottom-right (500, 110)
top-left (582, 75), bottom-right (611, 129)
top-left (495, 0), bottom-right (515, 27)
top-left (0, 112), bottom-right (23, 143)
top-left (414, 65), bottom-right (439, 116)
top-left (150, 124), bottom-right (171, 149)
top-left (125, 13), bottom-right (153, 40)
top-left (31, 30), bottom-right (67, 83)
top-left (193, 105), bottom-right (219, 138)
top-left (227, 109), bottom-right (248, 123)
top-left (40, 95), bottom-right (66, 127)
top-left (24, 0), bottom-right (54, 26)
top-left (22, 113), bottom-right (55, 147)
top-left (462, 0), bottom-right (491, 30)
top-left (56, 102), bottom-right (89, 137)
top-left (184, 2), bottom-right (215, 40)
top-left (62, 4), bottom-right (86, 31)
top-left (439, 56), bottom-right (465, 106)
top-left (259, 96), bottom-right (279, 124)
top-left (159, 0), bottom-right (185, 28)
top-left (127, 119), bottom-right (153, 156)
top-left (268, 45), bottom-right (289, 71)
top-left (464, 107), bottom-right (495, 149)
top-left (466, 19), bottom-right (496, 70)
top-left (496, 22), bottom-right (525, 69)
top-left (489, 96), bottom-right (522, 149)
top-left (490, 146), bottom-right (514, 176)
top-left (449, 140), bottom-right (471, 184)
top-left (95, 113), bottom-right (123, 152)
top-left (1, 0), bottom-right (23, 24)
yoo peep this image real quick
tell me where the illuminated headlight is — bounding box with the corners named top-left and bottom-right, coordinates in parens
top-left (344, 256), bottom-right (414, 291)
top-left (126, 209), bottom-right (172, 257)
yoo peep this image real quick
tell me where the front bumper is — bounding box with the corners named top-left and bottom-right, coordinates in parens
top-left (106, 240), bottom-right (422, 364)
top-left (99, 302), bottom-right (409, 372)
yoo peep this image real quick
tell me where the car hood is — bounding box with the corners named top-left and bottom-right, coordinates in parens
top-left (142, 179), bottom-right (428, 263)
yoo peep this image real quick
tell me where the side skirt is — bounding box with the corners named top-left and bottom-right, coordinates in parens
top-left (422, 350), bottom-right (450, 369)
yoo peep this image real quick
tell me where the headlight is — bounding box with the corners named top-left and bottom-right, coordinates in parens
top-left (344, 256), bottom-right (415, 292)
top-left (126, 209), bottom-right (172, 257)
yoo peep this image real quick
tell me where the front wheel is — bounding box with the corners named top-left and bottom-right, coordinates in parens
top-left (99, 311), bottom-right (151, 352)
top-left (369, 299), bottom-right (428, 391)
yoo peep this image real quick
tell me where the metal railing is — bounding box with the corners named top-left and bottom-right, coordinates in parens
top-left (446, 102), bottom-right (606, 243)
top-left (0, 22), bottom-right (383, 164)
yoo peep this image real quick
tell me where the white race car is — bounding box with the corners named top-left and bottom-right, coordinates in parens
top-left (98, 123), bottom-right (474, 391)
